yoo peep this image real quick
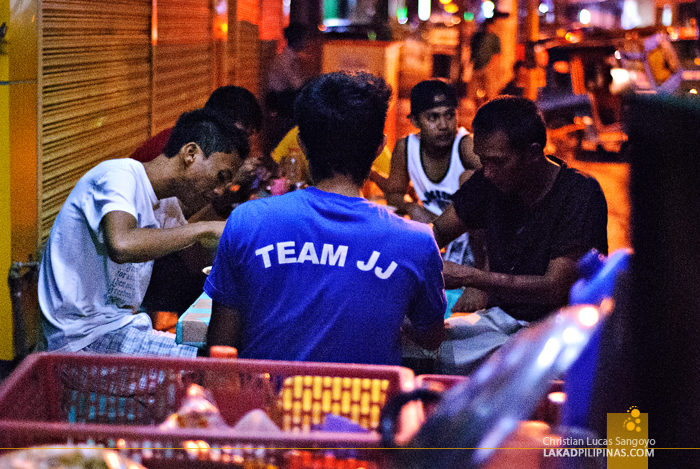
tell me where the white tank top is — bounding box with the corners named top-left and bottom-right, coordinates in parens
top-left (406, 127), bottom-right (469, 216)
top-left (405, 127), bottom-right (474, 266)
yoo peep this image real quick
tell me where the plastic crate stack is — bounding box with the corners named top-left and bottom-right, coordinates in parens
top-left (0, 353), bottom-right (416, 469)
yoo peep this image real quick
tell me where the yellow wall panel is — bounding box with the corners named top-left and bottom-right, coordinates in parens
top-left (1, 0), bottom-right (38, 360)
top-left (0, 54), bottom-right (12, 361)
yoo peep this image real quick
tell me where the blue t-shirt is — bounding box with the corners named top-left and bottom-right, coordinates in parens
top-left (204, 187), bottom-right (446, 365)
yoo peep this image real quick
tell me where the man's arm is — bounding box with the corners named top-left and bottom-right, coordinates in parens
top-left (458, 133), bottom-right (482, 175)
top-left (432, 204), bottom-right (470, 249)
top-left (403, 318), bottom-right (445, 350)
top-left (101, 211), bottom-right (225, 264)
top-left (206, 300), bottom-right (243, 350)
top-left (442, 255), bottom-right (578, 308)
top-left (384, 138), bottom-right (411, 207)
top-left (384, 139), bottom-right (437, 223)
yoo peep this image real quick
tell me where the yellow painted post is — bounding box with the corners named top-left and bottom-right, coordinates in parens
top-left (0, 55), bottom-right (11, 360)
top-left (0, 0), bottom-right (38, 360)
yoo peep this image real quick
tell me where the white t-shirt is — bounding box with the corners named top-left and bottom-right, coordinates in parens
top-left (38, 159), bottom-right (169, 352)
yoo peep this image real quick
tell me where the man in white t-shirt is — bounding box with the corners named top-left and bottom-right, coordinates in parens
top-left (38, 109), bottom-right (250, 357)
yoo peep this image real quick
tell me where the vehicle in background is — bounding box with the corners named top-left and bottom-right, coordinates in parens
top-left (536, 27), bottom-right (700, 160)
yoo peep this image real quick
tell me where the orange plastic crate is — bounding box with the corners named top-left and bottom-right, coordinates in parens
top-left (0, 353), bottom-right (415, 468)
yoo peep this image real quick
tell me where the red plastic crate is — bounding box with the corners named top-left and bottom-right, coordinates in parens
top-left (0, 353), bottom-right (415, 468)
top-left (414, 374), bottom-right (467, 392)
top-left (415, 374), bottom-right (565, 425)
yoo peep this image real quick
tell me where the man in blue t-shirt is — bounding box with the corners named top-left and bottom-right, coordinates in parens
top-left (205, 72), bottom-right (446, 365)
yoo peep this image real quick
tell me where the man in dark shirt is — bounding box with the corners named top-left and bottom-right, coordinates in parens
top-left (433, 96), bottom-right (608, 323)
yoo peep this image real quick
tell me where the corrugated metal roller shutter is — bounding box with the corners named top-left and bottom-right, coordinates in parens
top-left (39, 0), bottom-right (152, 246)
top-left (152, 0), bottom-right (215, 134)
top-left (233, 21), bottom-right (260, 95)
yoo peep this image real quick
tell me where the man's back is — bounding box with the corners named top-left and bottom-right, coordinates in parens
top-left (204, 187), bottom-right (445, 365)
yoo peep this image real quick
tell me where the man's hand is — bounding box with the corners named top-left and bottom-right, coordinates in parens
top-left (442, 260), bottom-right (479, 289)
top-left (197, 221), bottom-right (226, 250)
top-left (452, 287), bottom-right (488, 314)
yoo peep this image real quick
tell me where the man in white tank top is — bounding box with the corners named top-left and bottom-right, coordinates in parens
top-left (384, 80), bottom-right (484, 317)
top-left (385, 81), bottom-right (482, 252)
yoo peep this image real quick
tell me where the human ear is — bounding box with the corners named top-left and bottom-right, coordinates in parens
top-left (409, 114), bottom-right (420, 129)
top-left (528, 142), bottom-right (544, 158)
top-left (182, 142), bottom-right (202, 167)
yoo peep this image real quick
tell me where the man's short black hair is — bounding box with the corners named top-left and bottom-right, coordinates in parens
top-left (472, 96), bottom-right (547, 150)
top-left (205, 86), bottom-right (262, 134)
top-left (294, 71), bottom-right (392, 186)
top-left (163, 108), bottom-right (250, 160)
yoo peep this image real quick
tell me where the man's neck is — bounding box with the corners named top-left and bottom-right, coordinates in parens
top-left (314, 174), bottom-right (363, 198)
top-left (142, 154), bottom-right (177, 200)
top-left (518, 156), bottom-right (561, 207)
top-left (421, 139), bottom-right (453, 160)
top-left (420, 142), bottom-right (453, 182)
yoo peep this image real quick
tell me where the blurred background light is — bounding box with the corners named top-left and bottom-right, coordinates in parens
top-left (419, 0), bottom-right (431, 20)
top-left (579, 8), bottom-right (591, 25)
top-left (482, 1), bottom-right (495, 18)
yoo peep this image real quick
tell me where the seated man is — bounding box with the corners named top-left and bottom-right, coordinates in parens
top-left (132, 86), bottom-right (265, 315)
top-left (38, 109), bottom-right (250, 356)
top-left (131, 86), bottom-right (261, 170)
top-left (432, 96), bottom-right (608, 373)
top-left (205, 71), bottom-right (446, 365)
top-left (385, 80), bottom-right (480, 224)
top-left (384, 80), bottom-right (482, 275)
top-left (132, 85), bottom-right (265, 221)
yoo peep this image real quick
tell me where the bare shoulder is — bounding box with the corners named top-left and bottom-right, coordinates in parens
top-left (392, 137), bottom-right (408, 159)
top-left (458, 133), bottom-right (481, 170)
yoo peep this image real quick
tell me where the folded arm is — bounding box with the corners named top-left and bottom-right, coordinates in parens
top-left (384, 140), bottom-right (438, 224)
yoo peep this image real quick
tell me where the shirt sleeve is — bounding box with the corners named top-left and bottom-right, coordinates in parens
top-left (83, 167), bottom-right (140, 234)
top-left (204, 206), bottom-right (246, 309)
top-left (405, 231), bottom-right (447, 334)
top-left (271, 127), bottom-right (299, 163)
top-left (371, 146), bottom-right (392, 177)
top-left (551, 174), bottom-right (609, 259)
top-left (450, 169), bottom-right (489, 230)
